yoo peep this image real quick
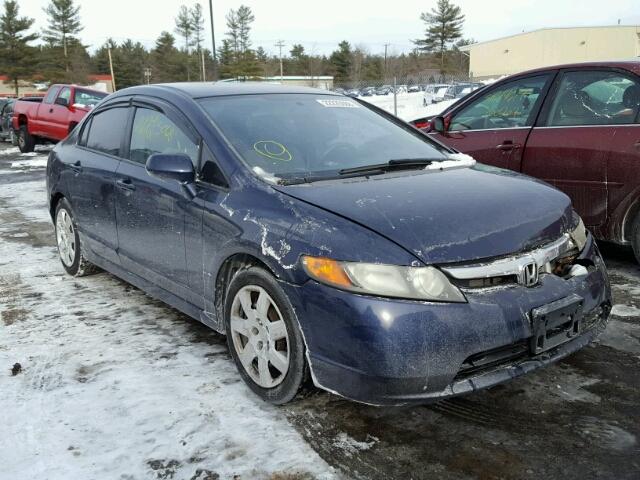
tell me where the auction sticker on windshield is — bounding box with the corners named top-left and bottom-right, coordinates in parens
top-left (316, 99), bottom-right (360, 108)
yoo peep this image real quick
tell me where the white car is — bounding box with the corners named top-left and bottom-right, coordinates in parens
top-left (423, 84), bottom-right (451, 106)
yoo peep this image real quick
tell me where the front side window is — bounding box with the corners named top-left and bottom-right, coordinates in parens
top-left (74, 89), bottom-right (108, 108)
top-left (85, 108), bottom-right (128, 156)
top-left (129, 108), bottom-right (199, 166)
top-left (450, 75), bottom-right (550, 131)
top-left (545, 70), bottom-right (640, 126)
top-left (57, 87), bottom-right (71, 105)
top-left (198, 94), bottom-right (448, 180)
top-left (43, 86), bottom-right (61, 104)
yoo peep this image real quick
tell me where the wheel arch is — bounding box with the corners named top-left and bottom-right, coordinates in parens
top-left (49, 191), bottom-right (66, 221)
top-left (214, 252), bottom-right (278, 321)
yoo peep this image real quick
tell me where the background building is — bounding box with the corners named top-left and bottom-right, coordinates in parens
top-left (461, 25), bottom-right (640, 80)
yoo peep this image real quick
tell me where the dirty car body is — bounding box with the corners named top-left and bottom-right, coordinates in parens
top-left (46, 83), bottom-right (611, 405)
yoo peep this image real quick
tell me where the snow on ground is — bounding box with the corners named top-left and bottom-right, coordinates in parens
top-left (358, 92), bottom-right (456, 122)
top-left (0, 179), bottom-right (337, 479)
top-left (0, 147), bottom-right (50, 174)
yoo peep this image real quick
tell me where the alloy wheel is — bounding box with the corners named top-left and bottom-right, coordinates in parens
top-left (56, 209), bottom-right (76, 267)
top-left (230, 285), bottom-right (290, 388)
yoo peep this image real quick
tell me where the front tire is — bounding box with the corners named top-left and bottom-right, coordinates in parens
top-left (54, 199), bottom-right (98, 277)
top-left (17, 125), bottom-right (35, 153)
top-left (224, 267), bottom-right (308, 404)
top-left (9, 129), bottom-right (18, 146)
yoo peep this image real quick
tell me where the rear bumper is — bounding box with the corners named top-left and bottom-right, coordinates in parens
top-left (282, 236), bottom-right (611, 406)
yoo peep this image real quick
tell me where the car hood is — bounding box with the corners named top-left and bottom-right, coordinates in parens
top-left (274, 165), bottom-right (574, 265)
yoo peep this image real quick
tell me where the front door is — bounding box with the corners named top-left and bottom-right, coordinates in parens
top-left (49, 86), bottom-right (72, 140)
top-left (114, 105), bottom-right (201, 301)
top-left (430, 74), bottom-right (553, 170)
top-left (521, 69), bottom-right (640, 227)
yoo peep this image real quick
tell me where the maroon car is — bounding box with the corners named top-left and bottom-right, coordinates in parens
top-left (414, 61), bottom-right (640, 261)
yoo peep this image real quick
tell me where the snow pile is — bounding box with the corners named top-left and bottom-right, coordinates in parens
top-left (0, 180), bottom-right (337, 480)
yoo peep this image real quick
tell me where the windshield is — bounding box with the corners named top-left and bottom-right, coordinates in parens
top-left (198, 94), bottom-right (447, 180)
top-left (74, 89), bottom-right (107, 107)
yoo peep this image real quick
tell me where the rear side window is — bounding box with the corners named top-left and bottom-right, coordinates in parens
top-left (44, 86), bottom-right (61, 104)
top-left (85, 108), bottom-right (129, 156)
top-left (129, 108), bottom-right (199, 166)
top-left (546, 70), bottom-right (640, 126)
top-left (450, 75), bottom-right (550, 131)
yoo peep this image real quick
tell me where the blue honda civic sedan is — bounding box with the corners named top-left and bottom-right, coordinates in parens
top-left (46, 83), bottom-right (611, 405)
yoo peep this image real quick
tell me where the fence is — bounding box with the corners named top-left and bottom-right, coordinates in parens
top-left (334, 73), bottom-right (479, 122)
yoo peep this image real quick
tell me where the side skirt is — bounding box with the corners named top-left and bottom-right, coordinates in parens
top-left (88, 252), bottom-right (224, 334)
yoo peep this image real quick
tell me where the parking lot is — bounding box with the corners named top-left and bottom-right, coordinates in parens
top-left (0, 142), bottom-right (638, 479)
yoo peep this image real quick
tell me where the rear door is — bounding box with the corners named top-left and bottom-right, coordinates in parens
top-left (430, 74), bottom-right (553, 170)
top-left (114, 101), bottom-right (202, 304)
top-left (521, 69), bottom-right (640, 227)
top-left (65, 105), bottom-right (129, 265)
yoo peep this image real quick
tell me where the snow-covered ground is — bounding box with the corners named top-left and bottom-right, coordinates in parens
top-left (0, 155), bottom-right (338, 479)
top-left (358, 92), bottom-right (455, 122)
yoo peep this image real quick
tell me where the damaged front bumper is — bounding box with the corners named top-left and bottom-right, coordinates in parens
top-left (281, 234), bottom-right (611, 406)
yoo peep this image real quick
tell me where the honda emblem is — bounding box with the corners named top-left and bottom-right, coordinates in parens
top-left (521, 261), bottom-right (539, 287)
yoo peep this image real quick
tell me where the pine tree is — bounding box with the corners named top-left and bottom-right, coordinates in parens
top-left (151, 31), bottom-right (182, 83)
top-left (0, 0), bottom-right (38, 96)
top-left (329, 41), bottom-right (352, 84)
top-left (42, 0), bottom-right (82, 71)
top-left (414, 0), bottom-right (465, 71)
top-left (175, 5), bottom-right (193, 80)
top-left (217, 38), bottom-right (234, 79)
top-left (222, 5), bottom-right (260, 79)
top-left (190, 4), bottom-right (205, 80)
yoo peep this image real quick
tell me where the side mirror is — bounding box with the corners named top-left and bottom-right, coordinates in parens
top-left (432, 115), bottom-right (446, 133)
top-left (54, 96), bottom-right (69, 107)
top-left (146, 153), bottom-right (195, 185)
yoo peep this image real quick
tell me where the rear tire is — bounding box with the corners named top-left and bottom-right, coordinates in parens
top-left (17, 125), bottom-right (35, 153)
top-left (224, 266), bottom-right (308, 404)
top-left (54, 198), bottom-right (98, 277)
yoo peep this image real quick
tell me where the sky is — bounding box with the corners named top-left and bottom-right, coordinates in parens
top-left (23, 0), bottom-right (640, 57)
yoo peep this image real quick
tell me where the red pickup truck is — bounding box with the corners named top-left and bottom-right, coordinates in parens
top-left (13, 84), bottom-right (108, 153)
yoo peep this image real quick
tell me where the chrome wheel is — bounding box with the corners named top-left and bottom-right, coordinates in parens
top-left (230, 285), bottom-right (290, 388)
top-left (56, 209), bottom-right (76, 267)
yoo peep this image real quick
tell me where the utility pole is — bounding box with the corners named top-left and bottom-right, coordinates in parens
top-left (209, 0), bottom-right (217, 80)
top-left (275, 40), bottom-right (285, 81)
top-left (144, 67), bottom-right (151, 85)
top-left (107, 47), bottom-right (116, 91)
top-left (383, 43), bottom-right (390, 77)
top-left (201, 50), bottom-right (206, 82)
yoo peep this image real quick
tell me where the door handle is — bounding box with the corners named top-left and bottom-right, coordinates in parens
top-left (116, 178), bottom-right (136, 192)
top-left (633, 141), bottom-right (640, 151)
top-left (496, 141), bottom-right (522, 151)
top-left (69, 161), bottom-right (82, 173)
top-left (49, 108), bottom-right (54, 114)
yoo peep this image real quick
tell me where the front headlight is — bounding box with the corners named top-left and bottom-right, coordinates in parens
top-left (301, 256), bottom-right (466, 303)
top-left (570, 215), bottom-right (587, 252)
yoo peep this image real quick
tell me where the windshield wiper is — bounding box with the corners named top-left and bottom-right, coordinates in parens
top-left (339, 158), bottom-right (439, 176)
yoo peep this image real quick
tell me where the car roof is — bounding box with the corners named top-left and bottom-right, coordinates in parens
top-left (503, 60), bottom-right (640, 79)
top-left (117, 82), bottom-right (341, 99)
